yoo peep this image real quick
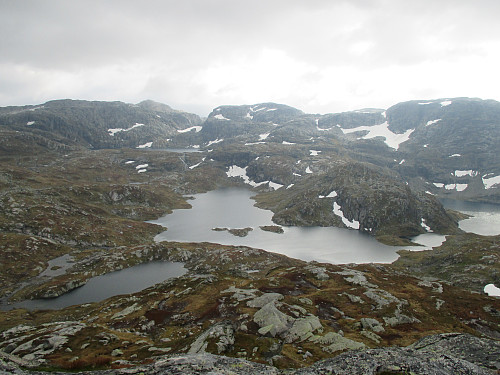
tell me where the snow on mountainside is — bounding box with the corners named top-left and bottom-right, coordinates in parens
top-left (0, 99), bottom-right (202, 149)
top-left (1, 97), bottom-right (498, 203)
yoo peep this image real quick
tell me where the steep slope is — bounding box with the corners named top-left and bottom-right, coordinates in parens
top-left (253, 159), bottom-right (459, 243)
top-left (0, 99), bottom-right (202, 150)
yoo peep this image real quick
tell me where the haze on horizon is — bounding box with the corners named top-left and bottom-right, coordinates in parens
top-left (1, 0), bottom-right (499, 116)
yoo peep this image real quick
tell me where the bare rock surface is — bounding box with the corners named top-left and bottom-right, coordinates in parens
top-left (2, 334), bottom-right (498, 375)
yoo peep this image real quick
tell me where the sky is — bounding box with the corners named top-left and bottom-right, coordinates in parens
top-left (1, 0), bottom-right (500, 116)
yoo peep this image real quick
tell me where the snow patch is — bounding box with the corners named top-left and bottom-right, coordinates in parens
top-left (26, 121), bottom-right (35, 126)
top-left (333, 202), bottom-right (360, 229)
top-left (282, 141), bottom-right (296, 145)
top-left (245, 141), bottom-right (266, 146)
top-left (340, 121), bottom-right (414, 150)
top-left (310, 150), bottom-right (321, 156)
top-left (305, 166), bottom-right (313, 174)
top-left (226, 165), bottom-right (267, 188)
top-left (266, 108), bottom-right (277, 112)
top-left (425, 191), bottom-right (435, 195)
top-left (319, 191), bottom-right (338, 199)
top-left (286, 184), bottom-right (294, 189)
top-left (426, 119), bottom-right (441, 126)
top-left (381, 111), bottom-right (386, 118)
top-left (268, 181), bottom-right (283, 190)
top-left (483, 175), bottom-right (500, 189)
top-left (421, 218), bottom-right (432, 232)
top-left (137, 169), bottom-right (147, 173)
top-left (259, 133), bottom-right (270, 140)
top-left (418, 102), bottom-right (433, 105)
top-left (214, 114), bottom-right (230, 121)
top-left (454, 170), bottom-right (476, 177)
top-left (440, 100), bottom-right (452, 107)
top-left (445, 183), bottom-right (468, 191)
top-left (399, 159), bottom-right (405, 165)
top-left (433, 183), bottom-right (444, 188)
top-left (449, 154), bottom-right (461, 158)
top-left (136, 164), bottom-right (149, 169)
top-left (189, 157), bottom-right (206, 170)
top-left (245, 112), bottom-right (253, 119)
top-left (108, 123), bottom-right (145, 136)
top-left (177, 126), bottom-right (202, 133)
top-left (423, 144), bottom-right (428, 148)
top-left (125, 160), bottom-right (135, 164)
top-left (293, 172), bottom-right (302, 177)
top-left (206, 138), bottom-right (223, 147)
top-left (484, 284), bottom-right (500, 297)
top-left (136, 142), bottom-right (153, 149)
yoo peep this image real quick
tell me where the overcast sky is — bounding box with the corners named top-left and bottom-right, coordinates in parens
top-left (1, 0), bottom-right (499, 116)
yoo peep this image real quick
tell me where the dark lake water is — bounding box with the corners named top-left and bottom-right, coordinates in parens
top-left (3, 261), bottom-right (186, 311)
top-left (440, 198), bottom-right (500, 236)
top-left (150, 188), bottom-right (447, 264)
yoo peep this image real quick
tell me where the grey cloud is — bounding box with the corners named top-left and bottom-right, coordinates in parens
top-left (1, 0), bottom-right (499, 112)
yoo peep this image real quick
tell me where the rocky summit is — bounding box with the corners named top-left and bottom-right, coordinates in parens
top-left (0, 98), bottom-right (499, 374)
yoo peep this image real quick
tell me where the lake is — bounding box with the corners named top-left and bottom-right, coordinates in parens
top-left (440, 198), bottom-right (500, 236)
top-left (150, 188), bottom-right (446, 264)
top-left (2, 261), bottom-right (186, 311)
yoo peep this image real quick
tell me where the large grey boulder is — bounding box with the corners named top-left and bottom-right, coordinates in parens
top-left (253, 302), bottom-right (294, 337)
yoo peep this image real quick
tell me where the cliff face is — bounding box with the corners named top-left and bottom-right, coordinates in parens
top-left (253, 160), bottom-right (459, 242)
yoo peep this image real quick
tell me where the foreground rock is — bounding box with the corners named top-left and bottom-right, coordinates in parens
top-left (1, 333), bottom-right (498, 374)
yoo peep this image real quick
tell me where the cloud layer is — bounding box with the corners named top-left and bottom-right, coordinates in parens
top-left (1, 0), bottom-right (499, 115)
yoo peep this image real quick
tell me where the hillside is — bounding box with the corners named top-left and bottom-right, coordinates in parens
top-left (0, 97), bottom-right (499, 374)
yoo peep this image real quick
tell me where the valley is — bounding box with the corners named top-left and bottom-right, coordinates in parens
top-left (0, 98), bottom-right (499, 374)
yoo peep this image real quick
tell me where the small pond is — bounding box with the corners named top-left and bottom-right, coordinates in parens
top-left (2, 261), bottom-right (186, 311)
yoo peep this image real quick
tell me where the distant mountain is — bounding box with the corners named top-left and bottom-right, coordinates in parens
top-left (0, 99), bottom-right (202, 150)
top-left (195, 97), bottom-right (500, 203)
top-left (1, 97), bottom-right (498, 203)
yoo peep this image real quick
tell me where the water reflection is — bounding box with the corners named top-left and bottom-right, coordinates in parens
top-left (441, 198), bottom-right (500, 236)
top-left (150, 188), bottom-right (440, 264)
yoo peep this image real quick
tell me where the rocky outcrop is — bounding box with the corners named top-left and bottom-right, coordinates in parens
top-left (1, 333), bottom-right (498, 375)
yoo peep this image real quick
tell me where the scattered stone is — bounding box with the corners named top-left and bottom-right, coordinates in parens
top-left (311, 332), bottom-right (365, 353)
top-left (306, 265), bottom-right (329, 281)
top-left (360, 318), bottom-right (385, 333)
top-left (188, 321), bottom-right (235, 354)
top-left (221, 286), bottom-right (258, 302)
top-left (360, 330), bottom-right (381, 343)
top-left (285, 316), bottom-right (323, 343)
top-left (247, 293), bottom-right (284, 308)
top-left (112, 303), bottom-right (141, 319)
top-left (299, 297), bottom-right (313, 306)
